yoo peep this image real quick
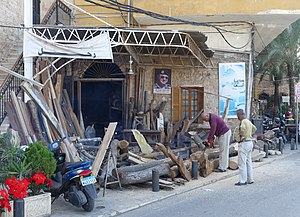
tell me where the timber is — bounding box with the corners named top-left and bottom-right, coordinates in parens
top-left (118, 163), bottom-right (172, 185)
top-left (92, 122), bottom-right (118, 176)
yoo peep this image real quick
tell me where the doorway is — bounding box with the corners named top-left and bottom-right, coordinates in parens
top-left (77, 63), bottom-right (125, 137)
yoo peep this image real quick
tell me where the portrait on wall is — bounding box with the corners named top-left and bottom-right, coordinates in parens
top-left (219, 62), bottom-right (246, 118)
top-left (153, 69), bottom-right (171, 94)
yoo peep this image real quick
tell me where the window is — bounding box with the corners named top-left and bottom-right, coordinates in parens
top-left (172, 86), bottom-right (204, 123)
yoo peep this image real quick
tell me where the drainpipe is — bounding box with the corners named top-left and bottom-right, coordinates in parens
top-left (246, 23), bottom-right (255, 119)
top-left (127, 0), bottom-right (131, 27)
top-left (24, 0), bottom-right (33, 102)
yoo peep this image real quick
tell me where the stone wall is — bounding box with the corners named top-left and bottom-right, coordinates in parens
top-left (139, 50), bottom-right (250, 130)
top-left (0, 0), bottom-right (24, 63)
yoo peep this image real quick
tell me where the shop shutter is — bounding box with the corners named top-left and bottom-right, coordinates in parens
top-left (172, 87), bottom-right (182, 123)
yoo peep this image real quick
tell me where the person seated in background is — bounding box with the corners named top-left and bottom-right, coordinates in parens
top-left (285, 107), bottom-right (293, 120)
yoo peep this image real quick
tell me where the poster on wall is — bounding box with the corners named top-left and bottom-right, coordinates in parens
top-left (219, 62), bottom-right (246, 118)
top-left (153, 69), bottom-right (171, 94)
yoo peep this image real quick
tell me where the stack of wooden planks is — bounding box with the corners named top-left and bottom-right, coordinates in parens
top-left (6, 69), bottom-right (82, 162)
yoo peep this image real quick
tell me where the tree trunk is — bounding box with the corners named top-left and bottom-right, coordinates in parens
top-left (273, 80), bottom-right (280, 116)
top-left (287, 63), bottom-right (296, 113)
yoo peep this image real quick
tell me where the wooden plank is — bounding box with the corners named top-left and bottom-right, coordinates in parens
top-left (131, 129), bottom-right (153, 154)
top-left (6, 101), bottom-right (26, 144)
top-left (55, 73), bottom-right (63, 103)
top-left (222, 98), bottom-right (230, 122)
top-left (92, 122), bottom-right (118, 176)
top-left (20, 81), bottom-right (79, 162)
top-left (19, 101), bottom-right (36, 142)
top-left (10, 91), bottom-right (32, 144)
top-left (62, 89), bottom-right (84, 138)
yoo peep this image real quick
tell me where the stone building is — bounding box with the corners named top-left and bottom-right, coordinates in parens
top-left (0, 0), bottom-right (299, 136)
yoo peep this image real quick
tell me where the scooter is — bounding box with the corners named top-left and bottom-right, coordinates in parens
top-left (49, 138), bottom-right (97, 212)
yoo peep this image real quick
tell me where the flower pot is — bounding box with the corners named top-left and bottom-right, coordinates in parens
top-left (1, 193), bottom-right (51, 217)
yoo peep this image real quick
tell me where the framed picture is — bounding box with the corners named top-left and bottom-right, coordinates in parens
top-left (153, 69), bottom-right (171, 94)
top-left (219, 62), bottom-right (246, 118)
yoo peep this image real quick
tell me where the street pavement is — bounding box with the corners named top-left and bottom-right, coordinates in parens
top-left (51, 144), bottom-right (300, 217)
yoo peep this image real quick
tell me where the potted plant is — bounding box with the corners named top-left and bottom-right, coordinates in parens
top-left (1, 139), bottom-right (56, 217)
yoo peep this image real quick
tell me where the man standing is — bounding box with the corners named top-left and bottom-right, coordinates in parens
top-left (200, 112), bottom-right (232, 172)
top-left (235, 109), bottom-right (257, 186)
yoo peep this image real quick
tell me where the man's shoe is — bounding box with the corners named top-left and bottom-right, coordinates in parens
top-left (214, 168), bottom-right (226, 173)
top-left (235, 182), bottom-right (247, 186)
top-left (247, 181), bottom-right (254, 184)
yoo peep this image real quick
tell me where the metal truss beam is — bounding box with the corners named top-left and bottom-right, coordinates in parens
top-left (31, 26), bottom-right (209, 67)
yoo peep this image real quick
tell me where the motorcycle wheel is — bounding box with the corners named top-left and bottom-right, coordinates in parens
top-left (82, 192), bottom-right (95, 212)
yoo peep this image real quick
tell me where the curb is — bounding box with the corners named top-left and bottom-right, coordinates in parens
top-left (110, 149), bottom-right (300, 216)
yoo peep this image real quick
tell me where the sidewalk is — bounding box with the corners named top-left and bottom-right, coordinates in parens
top-left (51, 145), bottom-right (300, 217)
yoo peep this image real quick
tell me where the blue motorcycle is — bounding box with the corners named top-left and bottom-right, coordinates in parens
top-left (49, 139), bottom-right (97, 212)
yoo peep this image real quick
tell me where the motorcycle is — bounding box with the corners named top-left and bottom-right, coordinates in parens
top-left (262, 116), bottom-right (273, 133)
top-left (49, 138), bottom-right (97, 212)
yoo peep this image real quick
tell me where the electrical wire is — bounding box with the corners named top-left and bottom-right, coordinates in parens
top-left (85, 0), bottom-right (253, 49)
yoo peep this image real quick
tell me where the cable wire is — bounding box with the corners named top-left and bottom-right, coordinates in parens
top-left (85, 0), bottom-right (253, 49)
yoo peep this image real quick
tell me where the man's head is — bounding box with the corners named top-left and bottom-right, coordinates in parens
top-left (236, 109), bottom-right (245, 121)
top-left (159, 71), bottom-right (169, 85)
top-left (200, 112), bottom-right (210, 122)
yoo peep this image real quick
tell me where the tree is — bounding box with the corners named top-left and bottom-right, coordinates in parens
top-left (255, 19), bottom-right (300, 116)
top-left (256, 51), bottom-right (286, 116)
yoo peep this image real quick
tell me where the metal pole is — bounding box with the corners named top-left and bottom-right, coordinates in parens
top-left (152, 169), bottom-right (159, 192)
top-left (279, 137), bottom-right (283, 153)
top-left (263, 143), bottom-right (268, 158)
top-left (192, 160), bottom-right (198, 180)
top-left (296, 96), bottom-right (298, 149)
top-left (24, 0), bottom-right (33, 102)
top-left (14, 198), bottom-right (24, 217)
top-left (127, 0), bottom-right (131, 27)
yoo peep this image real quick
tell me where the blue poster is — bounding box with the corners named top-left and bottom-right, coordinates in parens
top-left (219, 62), bottom-right (246, 118)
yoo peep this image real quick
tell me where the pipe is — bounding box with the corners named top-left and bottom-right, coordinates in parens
top-left (127, 0), bottom-right (131, 27)
top-left (24, 0), bottom-right (33, 102)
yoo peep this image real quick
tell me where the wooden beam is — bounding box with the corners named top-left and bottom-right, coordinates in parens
top-left (92, 122), bottom-right (118, 176)
top-left (20, 81), bottom-right (79, 162)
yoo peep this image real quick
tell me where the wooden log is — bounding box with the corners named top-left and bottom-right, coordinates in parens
top-left (198, 151), bottom-right (219, 177)
top-left (118, 140), bottom-right (129, 154)
top-left (128, 151), bottom-right (154, 163)
top-left (117, 158), bottom-right (173, 173)
top-left (118, 164), bottom-right (172, 185)
top-left (92, 122), bottom-right (117, 176)
top-left (229, 156), bottom-right (239, 170)
top-left (170, 165), bottom-right (179, 178)
top-left (252, 149), bottom-right (266, 161)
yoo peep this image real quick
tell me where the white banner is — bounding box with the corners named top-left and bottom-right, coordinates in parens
top-left (24, 30), bottom-right (113, 60)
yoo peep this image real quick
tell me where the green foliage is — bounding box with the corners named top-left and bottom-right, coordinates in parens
top-left (0, 133), bottom-right (26, 182)
top-left (24, 141), bottom-right (56, 178)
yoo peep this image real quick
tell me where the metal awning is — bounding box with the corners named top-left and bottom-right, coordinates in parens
top-left (31, 26), bottom-right (213, 68)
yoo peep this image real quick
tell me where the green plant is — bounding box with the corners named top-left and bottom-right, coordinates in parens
top-left (0, 133), bottom-right (25, 182)
top-left (24, 141), bottom-right (56, 178)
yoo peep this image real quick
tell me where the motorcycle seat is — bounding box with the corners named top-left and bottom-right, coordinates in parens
top-left (61, 161), bottom-right (91, 175)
